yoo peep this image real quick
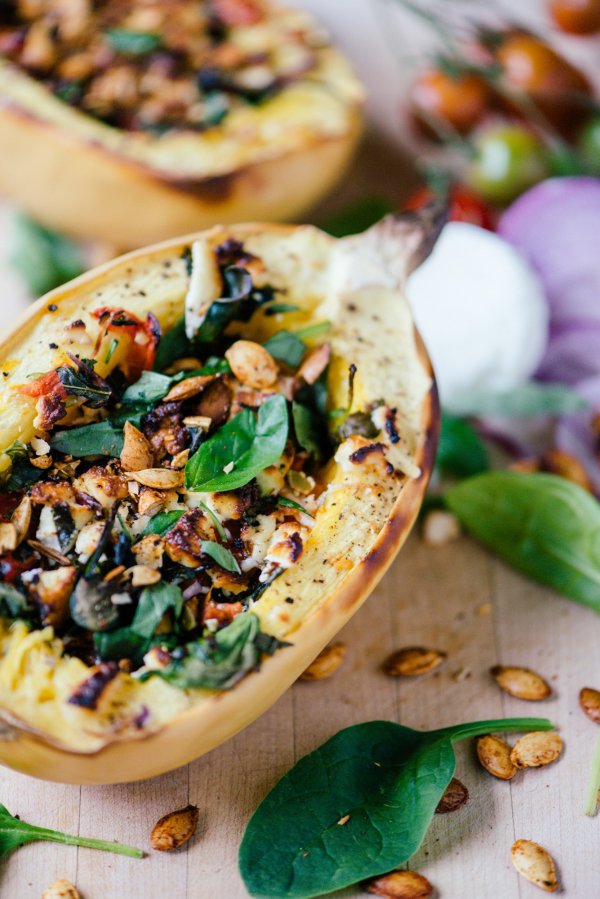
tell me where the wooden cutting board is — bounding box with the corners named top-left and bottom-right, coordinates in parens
top-left (0, 138), bottom-right (598, 898)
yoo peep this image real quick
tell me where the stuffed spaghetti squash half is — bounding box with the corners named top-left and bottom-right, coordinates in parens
top-left (0, 211), bottom-right (442, 784)
top-left (0, 0), bottom-right (363, 248)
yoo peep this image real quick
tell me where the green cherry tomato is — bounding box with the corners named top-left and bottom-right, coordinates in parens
top-left (468, 125), bottom-right (549, 204)
top-left (578, 116), bottom-right (600, 175)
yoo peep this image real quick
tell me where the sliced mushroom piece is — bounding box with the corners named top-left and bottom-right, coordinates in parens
top-left (192, 378), bottom-right (232, 429)
top-left (70, 578), bottom-right (120, 632)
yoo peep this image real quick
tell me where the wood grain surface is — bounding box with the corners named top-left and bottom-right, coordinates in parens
top-left (0, 530), bottom-right (598, 898)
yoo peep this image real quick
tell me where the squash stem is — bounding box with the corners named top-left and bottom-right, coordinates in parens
top-left (435, 718), bottom-right (554, 743)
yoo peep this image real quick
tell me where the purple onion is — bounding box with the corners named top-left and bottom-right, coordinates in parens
top-left (498, 177), bottom-right (600, 383)
top-left (556, 375), bottom-right (600, 493)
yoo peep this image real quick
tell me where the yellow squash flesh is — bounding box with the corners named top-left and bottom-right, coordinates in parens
top-left (0, 5), bottom-right (363, 249)
top-left (0, 216), bottom-right (440, 783)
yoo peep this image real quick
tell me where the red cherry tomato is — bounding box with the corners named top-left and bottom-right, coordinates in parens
top-left (549, 0), bottom-right (600, 34)
top-left (92, 307), bottom-right (160, 379)
top-left (404, 184), bottom-right (495, 230)
top-left (493, 30), bottom-right (592, 136)
top-left (410, 68), bottom-right (491, 137)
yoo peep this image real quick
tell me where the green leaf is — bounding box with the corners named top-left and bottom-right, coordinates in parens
top-left (263, 331), bottom-right (306, 368)
top-left (277, 497), bottom-right (310, 515)
top-left (50, 421), bottom-right (124, 457)
top-left (56, 363), bottom-right (112, 408)
top-left (293, 321), bottom-right (331, 341)
top-left (143, 510), bottom-right (185, 536)
top-left (131, 582), bottom-right (184, 640)
top-left (154, 316), bottom-right (191, 372)
top-left (292, 402), bottom-right (325, 460)
top-left (0, 803), bottom-right (143, 859)
top-left (239, 716), bottom-right (553, 898)
top-left (437, 415), bottom-right (489, 478)
top-left (201, 540), bottom-right (241, 573)
top-left (0, 584), bottom-right (32, 619)
top-left (105, 29), bottom-right (162, 55)
top-left (9, 213), bottom-right (84, 296)
top-left (3, 441), bottom-right (44, 492)
top-left (447, 383), bottom-right (588, 418)
top-left (264, 303), bottom-right (301, 316)
top-left (121, 370), bottom-right (174, 405)
top-left (447, 472), bottom-right (600, 611)
top-left (322, 198), bottom-right (395, 238)
top-left (185, 394), bottom-right (289, 492)
top-left (151, 612), bottom-right (271, 690)
top-left (195, 500), bottom-right (228, 541)
top-left (94, 628), bottom-right (149, 666)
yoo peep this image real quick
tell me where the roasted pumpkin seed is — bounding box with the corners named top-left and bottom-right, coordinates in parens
top-left (579, 687), bottom-right (600, 724)
top-left (475, 734), bottom-right (517, 780)
top-left (490, 665), bottom-right (551, 701)
top-left (120, 421), bottom-right (153, 472)
top-left (510, 732), bottom-right (562, 769)
top-left (435, 777), bottom-right (469, 813)
top-left (383, 646), bottom-right (446, 677)
top-left (150, 804), bottom-right (199, 851)
top-left (225, 340), bottom-right (278, 389)
top-left (300, 642), bottom-right (347, 681)
top-left (510, 839), bottom-right (558, 892)
top-left (42, 880), bottom-right (81, 899)
top-left (364, 869), bottom-right (434, 898)
top-left (126, 468), bottom-right (184, 490)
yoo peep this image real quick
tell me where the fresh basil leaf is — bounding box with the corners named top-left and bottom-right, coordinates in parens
top-left (185, 394), bottom-right (289, 492)
top-left (201, 540), bottom-right (241, 573)
top-left (292, 401), bottom-right (326, 460)
top-left (264, 303), bottom-right (301, 316)
top-left (51, 421), bottom-right (124, 457)
top-left (143, 510), bottom-right (185, 537)
top-left (263, 330), bottom-right (306, 368)
top-left (151, 612), bottom-right (274, 690)
top-left (322, 198), bottom-right (395, 238)
top-left (121, 370), bottom-right (174, 405)
top-left (447, 472), bottom-right (600, 611)
top-left (154, 317), bottom-right (191, 371)
top-left (3, 441), bottom-right (44, 492)
top-left (9, 213), bottom-right (84, 296)
top-left (105, 29), bottom-right (162, 55)
top-left (240, 716), bottom-right (553, 898)
top-left (447, 383), bottom-right (588, 418)
top-left (437, 415), bottom-right (489, 478)
top-left (56, 363), bottom-right (111, 408)
top-left (0, 584), bottom-right (32, 619)
top-left (131, 582), bottom-right (184, 640)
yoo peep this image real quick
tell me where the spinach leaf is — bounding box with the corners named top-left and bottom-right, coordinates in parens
top-left (185, 394), bottom-right (289, 492)
top-left (322, 198), bottom-right (395, 238)
top-left (131, 582), bottom-right (184, 640)
top-left (121, 370), bottom-right (174, 405)
top-left (292, 402), bottom-right (326, 460)
top-left (0, 803), bottom-right (143, 859)
top-left (143, 510), bottom-right (185, 536)
top-left (240, 716), bottom-right (553, 898)
top-left (9, 213), bottom-right (84, 296)
top-left (50, 421), bottom-right (124, 457)
top-left (3, 441), bottom-right (44, 492)
top-left (0, 584), bottom-right (31, 619)
top-left (105, 29), bottom-right (162, 55)
top-left (94, 628), bottom-right (149, 666)
top-left (150, 612), bottom-right (282, 690)
top-left (447, 383), bottom-right (588, 418)
top-left (447, 472), bottom-right (600, 612)
top-left (437, 415), bottom-right (489, 478)
top-left (263, 331), bottom-right (306, 368)
top-left (278, 497), bottom-right (310, 515)
top-left (154, 316), bottom-right (191, 371)
top-left (201, 540), bottom-right (241, 573)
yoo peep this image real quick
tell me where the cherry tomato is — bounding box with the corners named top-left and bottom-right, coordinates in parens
top-left (578, 115), bottom-right (600, 173)
top-left (404, 184), bottom-right (495, 229)
top-left (410, 68), bottom-right (490, 137)
top-left (494, 31), bottom-right (592, 136)
top-left (467, 124), bottom-right (549, 204)
top-left (549, 0), bottom-right (600, 34)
